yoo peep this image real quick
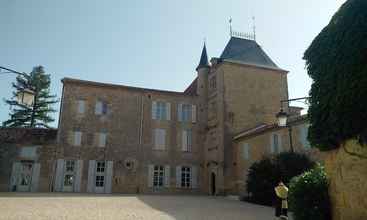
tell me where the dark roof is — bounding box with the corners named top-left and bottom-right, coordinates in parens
top-left (183, 77), bottom-right (198, 95)
top-left (196, 43), bottom-right (209, 70)
top-left (220, 37), bottom-right (279, 69)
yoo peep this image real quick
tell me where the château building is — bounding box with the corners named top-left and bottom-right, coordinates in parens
top-left (1, 34), bottom-right (316, 195)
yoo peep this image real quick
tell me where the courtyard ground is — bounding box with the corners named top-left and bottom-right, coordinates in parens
top-left (0, 193), bottom-right (287, 220)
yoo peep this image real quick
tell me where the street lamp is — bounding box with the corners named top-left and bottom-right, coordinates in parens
top-left (276, 97), bottom-right (309, 153)
top-left (0, 66), bottom-right (35, 106)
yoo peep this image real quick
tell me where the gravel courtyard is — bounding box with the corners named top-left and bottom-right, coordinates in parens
top-left (0, 193), bottom-right (282, 220)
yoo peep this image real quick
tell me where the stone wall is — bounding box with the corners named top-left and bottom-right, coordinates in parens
top-left (324, 139), bottom-right (367, 220)
top-left (0, 128), bottom-right (57, 192)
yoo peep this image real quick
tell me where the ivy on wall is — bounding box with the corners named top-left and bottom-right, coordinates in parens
top-left (304, 0), bottom-right (367, 151)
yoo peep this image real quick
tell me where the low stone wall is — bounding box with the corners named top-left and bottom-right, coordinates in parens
top-left (324, 139), bottom-right (367, 220)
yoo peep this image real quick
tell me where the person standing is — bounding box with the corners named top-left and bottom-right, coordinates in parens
top-left (274, 181), bottom-right (288, 220)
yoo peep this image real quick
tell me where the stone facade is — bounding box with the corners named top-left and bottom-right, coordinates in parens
top-left (324, 140), bottom-right (367, 220)
top-left (1, 36), bottom-right (298, 195)
top-left (0, 128), bottom-right (57, 192)
top-left (232, 116), bottom-right (324, 196)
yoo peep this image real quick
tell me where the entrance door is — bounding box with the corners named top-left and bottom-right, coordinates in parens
top-left (95, 161), bottom-right (106, 193)
top-left (63, 160), bottom-right (75, 192)
top-left (18, 162), bottom-right (33, 192)
top-left (211, 172), bottom-right (216, 195)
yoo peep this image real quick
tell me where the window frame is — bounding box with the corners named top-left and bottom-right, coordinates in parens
top-left (153, 165), bottom-right (164, 187)
top-left (181, 166), bottom-right (191, 188)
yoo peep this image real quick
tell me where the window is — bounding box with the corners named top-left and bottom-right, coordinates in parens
top-left (77, 100), bottom-right (85, 114)
top-left (182, 129), bottom-right (192, 152)
top-left (242, 143), bottom-right (250, 160)
top-left (153, 165), bottom-right (164, 187)
top-left (64, 174), bottom-right (74, 186)
top-left (300, 125), bottom-right (310, 149)
top-left (154, 129), bottom-right (166, 150)
top-left (178, 104), bottom-right (196, 122)
top-left (95, 161), bottom-right (105, 187)
top-left (271, 133), bottom-right (281, 153)
top-left (95, 101), bottom-right (108, 115)
top-left (152, 101), bottom-right (170, 120)
top-left (65, 160), bottom-right (75, 172)
top-left (98, 132), bottom-right (107, 147)
top-left (73, 130), bottom-right (82, 146)
top-left (96, 161), bottom-right (105, 173)
top-left (181, 166), bottom-right (191, 188)
top-left (182, 104), bottom-right (192, 121)
top-left (95, 175), bottom-right (104, 187)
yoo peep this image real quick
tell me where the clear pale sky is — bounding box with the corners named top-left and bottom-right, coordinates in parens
top-left (0, 0), bottom-right (346, 128)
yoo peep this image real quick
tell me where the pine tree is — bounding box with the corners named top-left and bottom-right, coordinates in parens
top-left (2, 66), bottom-right (58, 128)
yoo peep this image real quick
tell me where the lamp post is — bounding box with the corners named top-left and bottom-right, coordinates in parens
top-left (276, 97), bottom-right (309, 153)
top-left (0, 66), bottom-right (35, 106)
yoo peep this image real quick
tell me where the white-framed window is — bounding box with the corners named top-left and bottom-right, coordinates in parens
top-left (182, 129), bottom-right (192, 152)
top-left (95, 100), bottom-right (108, 115)
top-left (181, 166), bottom-right (191, 188)
top-left (178, 104), bottom-right (197, 123)
top-left (242, 143), bottom-right (250, 160)
top-left (271, 133), bottom-right (281, 153)
top-left (300, 124), bottom-right (311, 149)
top-left (153, 165), bottom-right (164, 187)
top-left (154, 128), bottom-right (166, 150)
top-left (77, 100), bottom-right (85, 114)
top-left (64, 160), bottom-right (75, 187)
top-left (98, 132), bottom-right (107, 147)
top-left (95, 161), bottom-right (106, 187)
top-left (73, 130), bottom-right (82, 146)
top-left (152, 101), bottom-right (170, 120)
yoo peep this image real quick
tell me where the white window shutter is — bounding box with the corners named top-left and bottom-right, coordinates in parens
top-left (74, 160), bottom-right (83, 192)
top-left (152, 101), bottom-right (157, 119)
top-left (176, 166), bottom-right (181, 188)
top-left (74, 131), bottom-right (82, 146)
top-left (99, 133), bottom-right (107, 147)
top-left (87, 160), bottom-right (96, 193)
top-left (164, 165), bottom-right (170, 188)
top-left (178, 103), bottom-right (183, 122)
top-left (77, 100), bottom-right (85, 114)
top-left (191, 105), bottom-right (197, 123)
top-left (191, 166), bottom-right (198, 189)
top-left (54, 159), bottom-right (64, 192)
top-left (182, 130), bottom-right (188, 151)
top-left (270, 135), bottom-right (275, 154)
top-left (10, 162), bottom-right (21, 191)
top-left (278, 134), bottom-right (282, 152)
top-left (148, 164), bottom-right (154, 188)
top-left (166, 102), bottom-right (171, 120)
top-left (95, 101), bottom-right (102, 115)
top-left (188, 130), bottom-right (192, 152)
top-left (30, 163), bottom-right (40, 192)
top-left (105, 161), bottom-right (113, 193)
top-left (243, 143), bottom-right (250, 160)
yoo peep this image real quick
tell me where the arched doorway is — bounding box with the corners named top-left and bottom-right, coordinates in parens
top-left (211, 172), bottom-right (216, 195)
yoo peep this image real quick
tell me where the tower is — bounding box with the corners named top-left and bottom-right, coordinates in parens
top-left (196, 43), bottom-right (210, 124)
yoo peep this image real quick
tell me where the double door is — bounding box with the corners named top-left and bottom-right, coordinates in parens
top-left (10, 161), bottom-right (40, 192)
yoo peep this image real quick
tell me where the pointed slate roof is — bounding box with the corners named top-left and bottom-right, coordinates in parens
top-left (196, 43), bottom-right (209, 70)
top-left (220, 37), bottom-right (279, 69)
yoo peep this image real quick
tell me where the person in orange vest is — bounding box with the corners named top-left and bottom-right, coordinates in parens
top-left (274, 181), bottom-right (288, 220)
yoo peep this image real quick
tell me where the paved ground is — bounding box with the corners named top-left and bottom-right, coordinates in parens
top-left (0, 193), bottom-right (282, 220)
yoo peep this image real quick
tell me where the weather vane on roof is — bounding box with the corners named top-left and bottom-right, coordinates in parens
top-left (228, 17), bottom-right (256, 41)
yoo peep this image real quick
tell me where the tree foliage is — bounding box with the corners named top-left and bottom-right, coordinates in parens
top-left (304, 0), bottom-right (367, 150)
top-left (2, 66), bottom-right (58, 128)
top-left (289, 164), bottom-right (331, 220)
top-left (246, 152), bottom-right (315, 206)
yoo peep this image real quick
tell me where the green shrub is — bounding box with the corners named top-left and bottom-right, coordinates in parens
top-left (304, 0), bottom-right (367, 150)
top-left (289, 164), bottom-right (331, 220)
top-left (246, 152), bottom-right (315, 206)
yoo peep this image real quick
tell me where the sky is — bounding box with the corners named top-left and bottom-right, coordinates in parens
top-left (0, 0), bottom-right (346, 128)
